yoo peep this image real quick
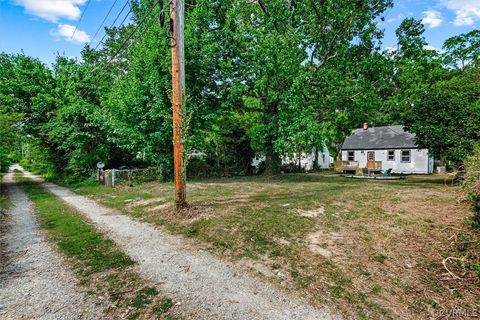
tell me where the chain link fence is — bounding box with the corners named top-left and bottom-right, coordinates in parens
top-left (98, 167), bottom-right (163, 187)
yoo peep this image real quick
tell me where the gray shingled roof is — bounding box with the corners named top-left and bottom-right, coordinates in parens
top-left (341, 125), bottom-right (418, 150)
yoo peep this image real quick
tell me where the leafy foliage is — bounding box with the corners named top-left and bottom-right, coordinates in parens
top-left (443, 29), bottom-right (480, 69)
top-left (0, 1), bottom-right (478, 180)
top-left (0, 106), bottom-right (21, 171)
top-left (403, 67), bottom-right (480, 165)
top-left (465, 144), bottom-right (480, 228)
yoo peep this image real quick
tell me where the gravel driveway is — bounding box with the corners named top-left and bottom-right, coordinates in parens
top-left (0, 167), bottom-right (105, 320)
top-left (21, 168), bottom-right (338, 320)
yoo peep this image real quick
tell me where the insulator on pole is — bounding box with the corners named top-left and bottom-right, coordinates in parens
top-left (159, 9), bottom-right (165, 28)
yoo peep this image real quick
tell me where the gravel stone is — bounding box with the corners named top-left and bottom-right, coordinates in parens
top-left (0, 167), bottom-right (105, 320)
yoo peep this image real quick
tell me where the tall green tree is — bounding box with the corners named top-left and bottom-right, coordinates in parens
top-left (220, 0), bottom-right (393, 173)
top-left (443, 29), bottom-right (480, 70)
top-left (0, 53), bottom-right (54, 135)
top-left (403, 65), bottom-right (480, 165)
top-left (0, 106), bottom-right (22, 171)
top-left (382, 18), bottom-right (445, 123)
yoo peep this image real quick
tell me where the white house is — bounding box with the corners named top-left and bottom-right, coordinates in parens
top-left (251, 147), bottom-right (333, 171)
top-left (340, 124), bottom-right (434, 174)
top-left (283, 149), bottom-right (333, 170)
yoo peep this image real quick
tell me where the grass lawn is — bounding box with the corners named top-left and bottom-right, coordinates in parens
top-left (17, 175), bottom-right (178, 320)
top-left (0, 173), bottom-right (10, 271)
top-left (73, 172), bottom-right (480, 319)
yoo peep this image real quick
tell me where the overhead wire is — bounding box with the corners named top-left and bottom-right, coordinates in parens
top-left (71, 0), bottom-right (93, 40)
top-left (106, 0), bottom-right (160, 64)
top-left (94, 0), bottom-right (132, 51)
top-left (88, 0), bottom-right (120, 47)
top-left (79, 0), bottom-right (162, 94)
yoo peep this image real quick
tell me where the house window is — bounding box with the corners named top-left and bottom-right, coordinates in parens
top-left (387, 150), bottom-right (395, 161)
top-left (401, 150), bottom-right (411, 163)
top-left (347, 151), bottom-right (354, 161)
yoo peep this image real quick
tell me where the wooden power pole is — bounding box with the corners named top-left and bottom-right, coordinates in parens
top-left (170, 0), bottom-right (187, 209)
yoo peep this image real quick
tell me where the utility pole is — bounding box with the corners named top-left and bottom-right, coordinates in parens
top-left (170, 0), bottom-right (187, 209)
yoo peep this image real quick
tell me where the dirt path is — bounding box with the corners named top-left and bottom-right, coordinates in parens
top-left (21, 168), bottom-right (338, 320)
top-left (0, 167), bottom-right (105, 320)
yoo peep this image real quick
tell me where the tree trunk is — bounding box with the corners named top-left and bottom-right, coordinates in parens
top-left (298, 149), bottom-right (302, 171)
top-left (264, 139), bottom-right (282, 175)
top-left (313, 146), bottom-right (319, 171)
top-left (262, 100), bottom-right (282, 175)
top-left (335, 144), bottom-right (342, 160)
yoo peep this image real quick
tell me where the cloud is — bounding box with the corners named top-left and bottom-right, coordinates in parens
top-left (50, 24), bottom-right (90, 44)
top-left (423, 45), bottom-right (438, 51)
top-left (384, 46), bottom-right (398, 53)
top-left (422, 10), bottom-right (443, 28)
top-left (14, 0), bottom-right (86, 22)
top-left (383, 13), bottom-right (408, 24)
top-left (441, 0), bottom-right (480, 26)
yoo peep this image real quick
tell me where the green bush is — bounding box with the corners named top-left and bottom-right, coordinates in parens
top-left (18, 141), bottom-right (58, 180)
top-left (465, 143), bottom-right (480, 228)
top-left (187, 157), bottom-right (212, 177)
top-left (0, 152), bottom-right (11, 173)
top-left (19, 158), bottom-right (30, 169)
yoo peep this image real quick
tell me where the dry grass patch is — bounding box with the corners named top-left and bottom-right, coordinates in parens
top-left (74, 173), bottom-right (480, 319)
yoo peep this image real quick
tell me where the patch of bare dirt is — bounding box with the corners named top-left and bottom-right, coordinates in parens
top-left (143, 202), bottom-right (219, 225)
top-left (146, 203), bottom-right (171, 212)
top-left (273, 237), bottom-right (291, 246)
top-left (306, 230), bottom-right (347, 258)
top-left (143, 194), bottom-right (268, 225)
top-left (294, 205), bottom-right (325, 218)
top-left (210, 197), bottom-right (252, 205)
top-left (237, 257), bottom-right (276, 278)
top-left (126, 197), bottom-right (164, 207)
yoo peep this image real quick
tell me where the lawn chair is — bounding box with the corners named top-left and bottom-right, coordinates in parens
top-left (361, 167), bottom-right (370, 177)
top-left (381, 168), bottom-right (393, 176)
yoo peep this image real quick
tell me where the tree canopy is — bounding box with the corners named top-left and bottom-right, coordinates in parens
top-left (0, 1), bottom-right (479, 177)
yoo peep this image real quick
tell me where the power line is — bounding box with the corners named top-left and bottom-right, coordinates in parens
top-left (89, 0), bottom-right (120, 46)
top-left (71, 0), bottom-right (93, 40)
top-left (94, 1), bottom-right (133, 50)
top-left (107, 1), bottom-right (159, 64)
top-left (80, 1), bottom-right (160, 91)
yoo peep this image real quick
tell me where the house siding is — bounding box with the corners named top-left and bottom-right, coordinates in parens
top-left (251, 148), bottom-right (332, 171)
top-left (283, 150), bottom-right (332, 170)
top-left (341, 149), bottom-right (433, 174)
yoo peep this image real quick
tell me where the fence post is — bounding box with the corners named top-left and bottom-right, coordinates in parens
top-left (112, 169), bottom-right (115, 187)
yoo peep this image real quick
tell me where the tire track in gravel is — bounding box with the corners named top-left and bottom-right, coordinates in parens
top-left (0, 167), bottom-right (105, 320)
top-left (21, 167), bottom-right (339, 320)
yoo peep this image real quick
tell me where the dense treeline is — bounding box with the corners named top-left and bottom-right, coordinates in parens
top-left (0, 0), bottom-right (479, 181)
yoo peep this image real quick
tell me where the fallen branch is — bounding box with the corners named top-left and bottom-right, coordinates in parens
top-left (442, 256), bottom-right (466, 279)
